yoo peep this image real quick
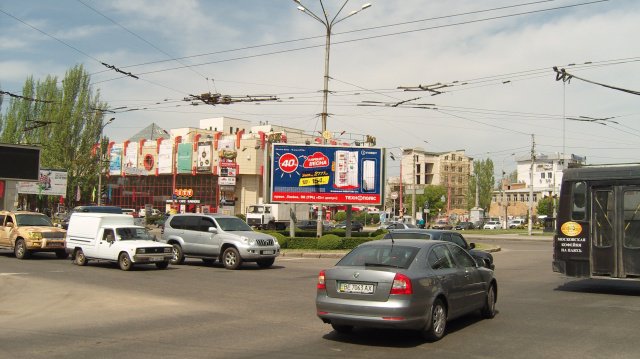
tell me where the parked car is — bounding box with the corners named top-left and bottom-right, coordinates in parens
top-left (382, 229), bottom-right (494, 269)
top-left (161, 213), bottom-right (280, 269)
top-left (0, 211), bottom-right (68, 259)
top-left (382, 222), bottom-right (417, 230)
top-left (432, 220), bottom-right (453, 230)
top-left (316, 239), bottom-right (497, 341)
top-left (508, 219), bottom-right (525, 228)
top-left (454, 222), bottom-right (475, 230)
top-left (483, 221), bottom-right (501, 230)
top-left (334, 221), bottom-right (363, 232)
top-left (296, 220), bottom-right (332, 232)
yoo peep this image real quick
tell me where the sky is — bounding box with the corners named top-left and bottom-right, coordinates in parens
top-left (1, 0), bottom-right (639, 177)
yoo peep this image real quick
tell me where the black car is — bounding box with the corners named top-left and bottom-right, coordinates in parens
top-left (334, 221), bottom-right (363, 232)
top-left (454, 222), bottom-right (475, 230)
top-left (296, 220), bottom-right (332, 231)
top-left (382, 229), bottom-right (494, 269)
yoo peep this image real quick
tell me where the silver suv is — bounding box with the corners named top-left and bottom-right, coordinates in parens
top-left (160, 213), bottom-right (280, 269)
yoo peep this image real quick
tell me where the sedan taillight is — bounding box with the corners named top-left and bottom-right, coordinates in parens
top-left (317, 270), bottom-right (326, 290)
top-left (390, 273), bottom-right (412, 295)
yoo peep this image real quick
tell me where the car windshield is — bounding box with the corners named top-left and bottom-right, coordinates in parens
top-left (15, 214), bottom-right (54, 227)
top-left (247, 206), bottom-right (264, 214)
top-left (216, 217), bottom-right (253, 231)
top-left (337, 245), bottom-right (420, 269)
top-left (116, 227), bottom-right (154, 241)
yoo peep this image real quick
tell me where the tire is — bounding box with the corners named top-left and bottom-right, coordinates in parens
top-left (170, 243), bottom-right (185, 265)
top-left (14, 239), bottom-right (30, 259)
top-left (75, 249), bottom-right (88, 266)
top-left (422, 298), bottom-right (447, 341)
top-left (331, 324), bottom-right (353, 333)
top-left (481, 284), bottom-right (497, 319)
top-left (201, 258), bottom-right (216, 265)
top-left (256, 258), bottom-right (275, 268)
top-left (118, 252), bottom-right (134, 271)
top-left (222, 247), bottom-right (242, 270)
top-left (155, 261), bottom-right (170, 270)
top-left (55, 250), bottom-right (69, 259)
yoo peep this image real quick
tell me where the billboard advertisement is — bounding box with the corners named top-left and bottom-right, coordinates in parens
top-left (17, 169), bottom-right (67, 197)
top-left (271, 144), bottom-right (383, 205)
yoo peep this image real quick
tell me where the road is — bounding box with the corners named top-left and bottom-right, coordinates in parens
top-left (1, 238), bottom-right (639, 358)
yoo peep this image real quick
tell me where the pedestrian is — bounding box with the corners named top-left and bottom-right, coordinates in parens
top-left (418, 217), bottom-right (425, 229)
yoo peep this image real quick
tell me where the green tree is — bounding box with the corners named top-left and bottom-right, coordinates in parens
top-left (537, 196), bottom-right (555, 216)
top-left (415, 185), bottom-right (447, 220)
top-left (0, 65), bottom-right (108, 204)
top-left (467, 159), bottom-right (495, 212)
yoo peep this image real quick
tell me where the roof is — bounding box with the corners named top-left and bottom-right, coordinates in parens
top-left (128, 123), bottom-right (170, 142)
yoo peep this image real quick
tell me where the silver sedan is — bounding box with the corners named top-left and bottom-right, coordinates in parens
top-left (315, 239), bottom-right (497, 341)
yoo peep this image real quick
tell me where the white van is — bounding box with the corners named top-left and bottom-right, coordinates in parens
top-left (65, 213), bottom-right (173, 271)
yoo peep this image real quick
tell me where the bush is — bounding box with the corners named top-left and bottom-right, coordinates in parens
top-left (317, 234), bottom-right (343, 250)
top-left (287, 237), bottom-right (318, 249)
top-left (369, 228), bottom-right (387, 237)
top-left (268, 232), bottom-right (289, 248)
top-left (236, 213), bottom-right (246, 221)
top-left (341, 237), bottom-right (373, 249)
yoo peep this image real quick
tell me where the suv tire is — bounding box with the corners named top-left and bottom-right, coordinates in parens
top-left (170, 243), bottom-right (185, 265)
top-left (222, 247), bottom-right (242, 270)
top-left (14, 239), bottom-right (30, 259)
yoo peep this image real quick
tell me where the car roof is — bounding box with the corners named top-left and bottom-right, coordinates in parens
top-left (169, 213), bottom-right (237, 219)
top-left (360, 238), bottom-right (448, 248)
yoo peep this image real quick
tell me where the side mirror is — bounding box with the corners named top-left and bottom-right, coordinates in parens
top-left (106, 234), bottom-right (115, 243)
top-left (469, 242), bottom-right (476, 249)
top-left (6, 222), bottom-right (14, 228)
top-left (208, 227), bottom-right (218, 233)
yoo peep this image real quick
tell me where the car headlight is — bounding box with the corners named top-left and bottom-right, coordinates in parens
top-left (136, 248), bottom-right (147, 254)
top-left (28, 232), bottom-right (43, 240)
top-left (272, 237), bottom-right (279, 245)
top-left (240, 236), bottom-right (256, 246)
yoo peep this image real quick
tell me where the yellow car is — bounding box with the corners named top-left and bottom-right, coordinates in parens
top-left (0, 211), bottom-right (68, 259)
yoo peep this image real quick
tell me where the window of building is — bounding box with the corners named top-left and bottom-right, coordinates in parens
top-left (416, 164), bottom-right (421, 174)
top-left (444, 165), bottom-right (449, 171)
top-left (548, 172), bottom-right (553, 179)
top-left (416, 175), bottom-right (421, 185)
top-left (541, 172), bottom-right (546, 179)
top-left (451, 154), bottom-right (456, 160)
top-left (458, 166), bottom-right (462, 172)
top-left (444, 155), bottom-right (449, 160)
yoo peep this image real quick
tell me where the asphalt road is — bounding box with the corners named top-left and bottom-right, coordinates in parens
top-left (1, 238), bottom-right (639, 359)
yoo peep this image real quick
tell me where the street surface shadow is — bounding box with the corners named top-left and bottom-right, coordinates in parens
top-left (555, 279), bottom-right (640, 296)
top-left (321, 312), bottom-right (490, 348)
top-left (180, 259), bottom-right (285, 270)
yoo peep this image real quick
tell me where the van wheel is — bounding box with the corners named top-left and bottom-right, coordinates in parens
top-left (75, 249), bottom-right (88, 266)
top-left (422, 299), bottom-right (447, 341)
top-left (222, 247), bottom-right (242, 270)
top-left (118, 252), bottom-right (134, 271)
top-left (155, 261), bottom-right (170, 270)
top-left (55, 250), bottom-right (69, 259)
top-left (256, 258), bottom-right (275, 268)
top-left (14, 239), bottom-right (30, 259)
top-left (170, 244), bottom-right (184, 265)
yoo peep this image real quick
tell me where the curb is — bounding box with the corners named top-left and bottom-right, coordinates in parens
top-left (281, 251), bottom-right (346, 258)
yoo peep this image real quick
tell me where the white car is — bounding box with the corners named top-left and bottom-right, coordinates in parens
top-left (483, 221), bottom-right (501, 230)
top-left (508, 219), bottom-right (525, 228)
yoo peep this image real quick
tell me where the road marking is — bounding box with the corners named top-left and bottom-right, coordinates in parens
top-left (0, 273), bottom-right (28, 276)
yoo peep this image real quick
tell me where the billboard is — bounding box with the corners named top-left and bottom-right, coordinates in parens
top-left (0, 144), bottom-right (40, 181)
top-left (17, 169), bottom-right (67, 197)
top-left (270, 144), bottom-right (383, 205)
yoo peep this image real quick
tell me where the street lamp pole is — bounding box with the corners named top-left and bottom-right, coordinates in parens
top-left (294, 0), bottom-right (371, 236)
top-left (97, 117), bottom-right (114, 206)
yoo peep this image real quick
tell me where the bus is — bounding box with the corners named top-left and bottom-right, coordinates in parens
top-left (553, 165), bottom-right (640, 280)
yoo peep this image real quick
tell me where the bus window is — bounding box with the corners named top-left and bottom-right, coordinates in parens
top-left (624, 190), bottom-right (640, 249)
top-left (593, 190), bottom-right (614, 248)
top-left (571, 181), bottom-right (587, 220)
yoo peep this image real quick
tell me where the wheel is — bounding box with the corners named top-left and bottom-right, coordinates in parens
top-left (481, 284), bottom-right (497, 319)
top-left (155, 261), bottom-right (170, 269)
top-left (256, 258), bottom-right (275, 268)
top-left (201, 258), bottom-right (216, 265)
top-left (222, 247), bottom-right (242, 270)
top-left (75, 249), bottom-right (88, 266)
top-left (14, 239), bottom-right (30, 259)
top-left (331, 324), bottom-right (353, 333)
top-left (422, 298), bottom-right (447, 341)
top-left (118, 252), bottom-right (134, 271)
top-left (170, 243), bottom-right (185, 265)
top-left (55, 250), bottom-right (69, 259)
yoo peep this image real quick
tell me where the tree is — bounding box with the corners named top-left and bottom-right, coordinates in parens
top-left (0, 64), bottom-right (108, 205)
top-left (537, 196), bottom-right (555, 217)
top-left (467, 159), bottom-right (495, 212)
top-left (416, 185), bottom-right (447, 220)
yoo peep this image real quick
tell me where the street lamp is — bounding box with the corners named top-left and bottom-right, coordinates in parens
top-left (97, 117), bottom-right (115, 206)
top-left (293, 0), bottom-right (371, 140)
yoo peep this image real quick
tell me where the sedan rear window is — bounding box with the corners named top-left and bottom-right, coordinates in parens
top-left (337, 245), bottom-right (420, 269)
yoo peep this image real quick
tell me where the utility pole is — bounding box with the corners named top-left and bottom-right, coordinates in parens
top-left (528, 134), bottom-right (535, 236)
top-left (411, 150), bottom-right (417, 224)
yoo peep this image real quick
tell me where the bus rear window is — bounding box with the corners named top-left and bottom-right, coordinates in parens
top-left (572, 181), bottom-right (586, 220)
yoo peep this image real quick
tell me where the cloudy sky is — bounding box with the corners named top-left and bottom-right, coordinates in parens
top-left (1, 0), bottom-right (638, 176)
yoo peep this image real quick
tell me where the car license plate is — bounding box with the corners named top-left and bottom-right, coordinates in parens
top-left (338, 282), bottom-right (374, 294)
top-left (261, 250), bottom-right (275, 255)
top-left (148, 257), bottom-right (161, 262)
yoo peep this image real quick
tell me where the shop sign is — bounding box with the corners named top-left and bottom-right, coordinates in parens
top-left (219, 177), bottom-right (236, 185)
top-left (174, 188), bottom-right (194, 198)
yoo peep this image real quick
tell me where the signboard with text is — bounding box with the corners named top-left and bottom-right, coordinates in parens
top-left (270, 144), bottom-right (383, 205)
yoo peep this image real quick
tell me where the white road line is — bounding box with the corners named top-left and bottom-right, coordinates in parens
top-left (0, 273), bottom-right (28, 276)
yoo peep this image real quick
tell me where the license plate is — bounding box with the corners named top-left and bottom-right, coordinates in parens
top-left (261, 250), bottom-right (275, 255)
top-left (148, 257), bottom-right (161, 262)
top-left (338, 282), bottom-right (374, 294)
